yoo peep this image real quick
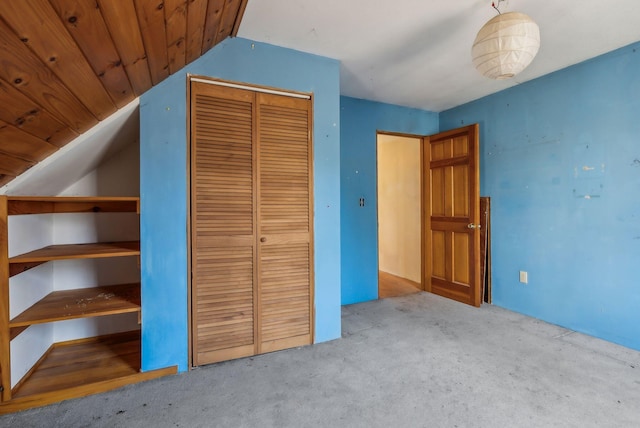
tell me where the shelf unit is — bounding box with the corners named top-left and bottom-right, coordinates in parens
top-left (0, 196), bottom-right (175, 413)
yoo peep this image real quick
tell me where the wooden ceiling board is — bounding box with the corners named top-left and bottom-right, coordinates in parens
top-left (0, 119), bottom-right (58, 162)
top-left (185, 0), bottom-right (209, 64)
top-left (202, 0), bottom-right (226, 52)
top-left (164, 0), bottom-right (188, 74)
top-left (0, 0), bottom-right (116, 120)
top-left (97, 0), bottom-right (154, 96)
top-left (214, 0), bottom-right (243, 45)
top-left (0, 154), bottom-right (35, 180)
top-left (0, 78), bottom-right (77, 147)
top-left (134, 0), bottom-right (170, 86)
top-left (49, 0), bottom-right (136, 109)
top-left (0, 17), bottom-right (98, 133)
top-left (0, 0), bottom-right (248, 186)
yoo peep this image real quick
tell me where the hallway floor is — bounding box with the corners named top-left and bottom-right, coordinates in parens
top-left (378, 270), bottom-right (421, 298)
top-left (2, 293), bottom-right (639, 427)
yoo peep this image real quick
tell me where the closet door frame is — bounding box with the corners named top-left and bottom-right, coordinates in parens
top-left (187, 75), bottom-right (315, 368)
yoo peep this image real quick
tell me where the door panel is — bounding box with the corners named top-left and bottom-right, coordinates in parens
top-left (191, 82), bottom-right (257, 365)
top-left (191, 81), bottom-right (313, 366)
top-left (424, 124), bottom-right (481, 307)
top-left (257, 93), bottom-right (313, 353)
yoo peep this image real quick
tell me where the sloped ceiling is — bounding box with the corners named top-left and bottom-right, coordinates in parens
top-left (0, 0), bottom-right (247, 186)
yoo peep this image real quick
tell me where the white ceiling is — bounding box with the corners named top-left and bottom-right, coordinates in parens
top-left (238, 0), bottom-right (640, 112)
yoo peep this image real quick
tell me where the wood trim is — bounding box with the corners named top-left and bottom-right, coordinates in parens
top-left (231, 0), bottom-right (249, 36)
top-left (189, 77), bottom-right (314, 364)
top-left (423, 134), bottom-right (433, 293)
top-left (0, 196), bottom-right (10, 401)
top-left (186, 75), bottom-right (193, 369)
top-left (252, 86), bottom-right (261, 355)
top-left (469, 124), bottom-right (481, 307)
top-left (420, 132), bottom-right (426, 291)
top-left (480, 197), bottom-right (492, 303)
top-left (190, 76), bottom-right (311, 99)
top-left (307, 93), bottom-right (316, 342)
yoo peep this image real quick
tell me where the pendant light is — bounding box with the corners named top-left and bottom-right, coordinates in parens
top-left (471, 2), bottom-right (540, 80)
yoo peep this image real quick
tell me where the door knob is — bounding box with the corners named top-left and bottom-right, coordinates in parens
top-left (467, 223), bottom-right (481, 229)
top-left (260, 237), bottom-right (267, 242)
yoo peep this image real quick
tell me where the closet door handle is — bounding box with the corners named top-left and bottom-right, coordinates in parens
top-left (260, 237), bottom-right (267, 243)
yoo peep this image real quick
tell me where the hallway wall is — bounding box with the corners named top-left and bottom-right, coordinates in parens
top-left (377, 135), bottom-right (421, 283)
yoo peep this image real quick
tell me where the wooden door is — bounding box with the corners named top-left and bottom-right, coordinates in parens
top-left (191, 82), bottom-right (257, 365)
top-left (190, 80), bottom-right (313, 366)
top-left (423, 125), bottom-right (481, 307)
top-left (256, 93), bottom-right (313, 353)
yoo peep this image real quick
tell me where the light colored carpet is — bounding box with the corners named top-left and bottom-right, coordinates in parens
top-left (2, 292), bottom-right (639, 427)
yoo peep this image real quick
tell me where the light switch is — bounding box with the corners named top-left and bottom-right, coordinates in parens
top-left (519, 271), bottom-right (528, 284)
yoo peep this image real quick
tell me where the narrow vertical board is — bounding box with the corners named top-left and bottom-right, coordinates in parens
top-left (164, 0), bottom-right (188, 75)
top-left (185, 0), bottom-right (208, 63)
top-left (98, 0), bottom-right (153, 95)
top-left (0, 78), bottom-right (77, 147)
top-left (0, 19), bottom-right (96, 132)
top-left (213, 0), bottom-right (242, 46)
top-left (201, 0), bottom-right (226, 52)
top-left (231, 0), bottom-right (249, 36)
top-left (49, 0), bottom-right (135, 108)
top-left (0, 0), bottom-right (116, 120)
top-left (0, 196), bottom-right (10, 401)
top-left (134, 0), bottom-right (170, 85)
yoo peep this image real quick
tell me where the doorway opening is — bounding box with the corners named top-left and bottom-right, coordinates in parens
top-left (376, 133), bottom-right (423, 299)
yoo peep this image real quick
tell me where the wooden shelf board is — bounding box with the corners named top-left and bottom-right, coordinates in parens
top-left (7, 196), bottom-right (140, 215)
top-left (9, 326), bottom-right (28, 341)
top-left (0, 331), bottom-right (176, 414)
top-left (9, 241), bottom-right (140, 264)
top-left (10, 283), bottom-right (141, 329)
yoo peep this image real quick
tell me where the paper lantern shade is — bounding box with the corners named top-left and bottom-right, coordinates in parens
top-left (472, 12), bottom-right (540, 80)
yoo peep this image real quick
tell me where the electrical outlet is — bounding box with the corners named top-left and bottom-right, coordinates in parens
top-left (519, 271), bottom-right (528, 284)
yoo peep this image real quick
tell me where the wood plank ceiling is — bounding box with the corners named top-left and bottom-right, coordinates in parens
top-left (0, 0), bottom-right (248, 186)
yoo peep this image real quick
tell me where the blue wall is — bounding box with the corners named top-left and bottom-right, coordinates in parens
top-left (140, 38), bottom-right (341, 372)
top-left (441, 42), bottom-right (640, 351)
top-left (340, 97), bottom-right (439, 305)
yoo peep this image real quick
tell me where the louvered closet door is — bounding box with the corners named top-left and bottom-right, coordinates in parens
top-left (191, 80), bottom-right (314, 366)
top-left (257, 93), bottom-right (313, 353)
top-left (191, 82), bottom-right (257, 365)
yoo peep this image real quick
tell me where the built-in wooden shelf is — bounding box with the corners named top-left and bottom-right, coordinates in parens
top-left (7, 196), bottom-right (139, 215)
top-left (9, 241), bottom-right (140, 277)
top-left (9, 283), bottom-right (141, 339)
top-left (0, 196), bottom-right (163, 411)
top-left (0, 331), bottom-right (177, 414)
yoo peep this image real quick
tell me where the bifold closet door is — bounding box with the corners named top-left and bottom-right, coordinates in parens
top-left (191, 83), bottom-right (257, 365)
top-left (191, 81), bottom-right (313, 366)
top-left (256, 93), bottom-right (313, 353)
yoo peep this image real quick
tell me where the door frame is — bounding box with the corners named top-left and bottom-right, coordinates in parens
top-left (187, 75), bottom-right (315, 368)
top-left (376, 130), bottom-right (426, 293)
top-left (376, 127), bottom-right (483, 305)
